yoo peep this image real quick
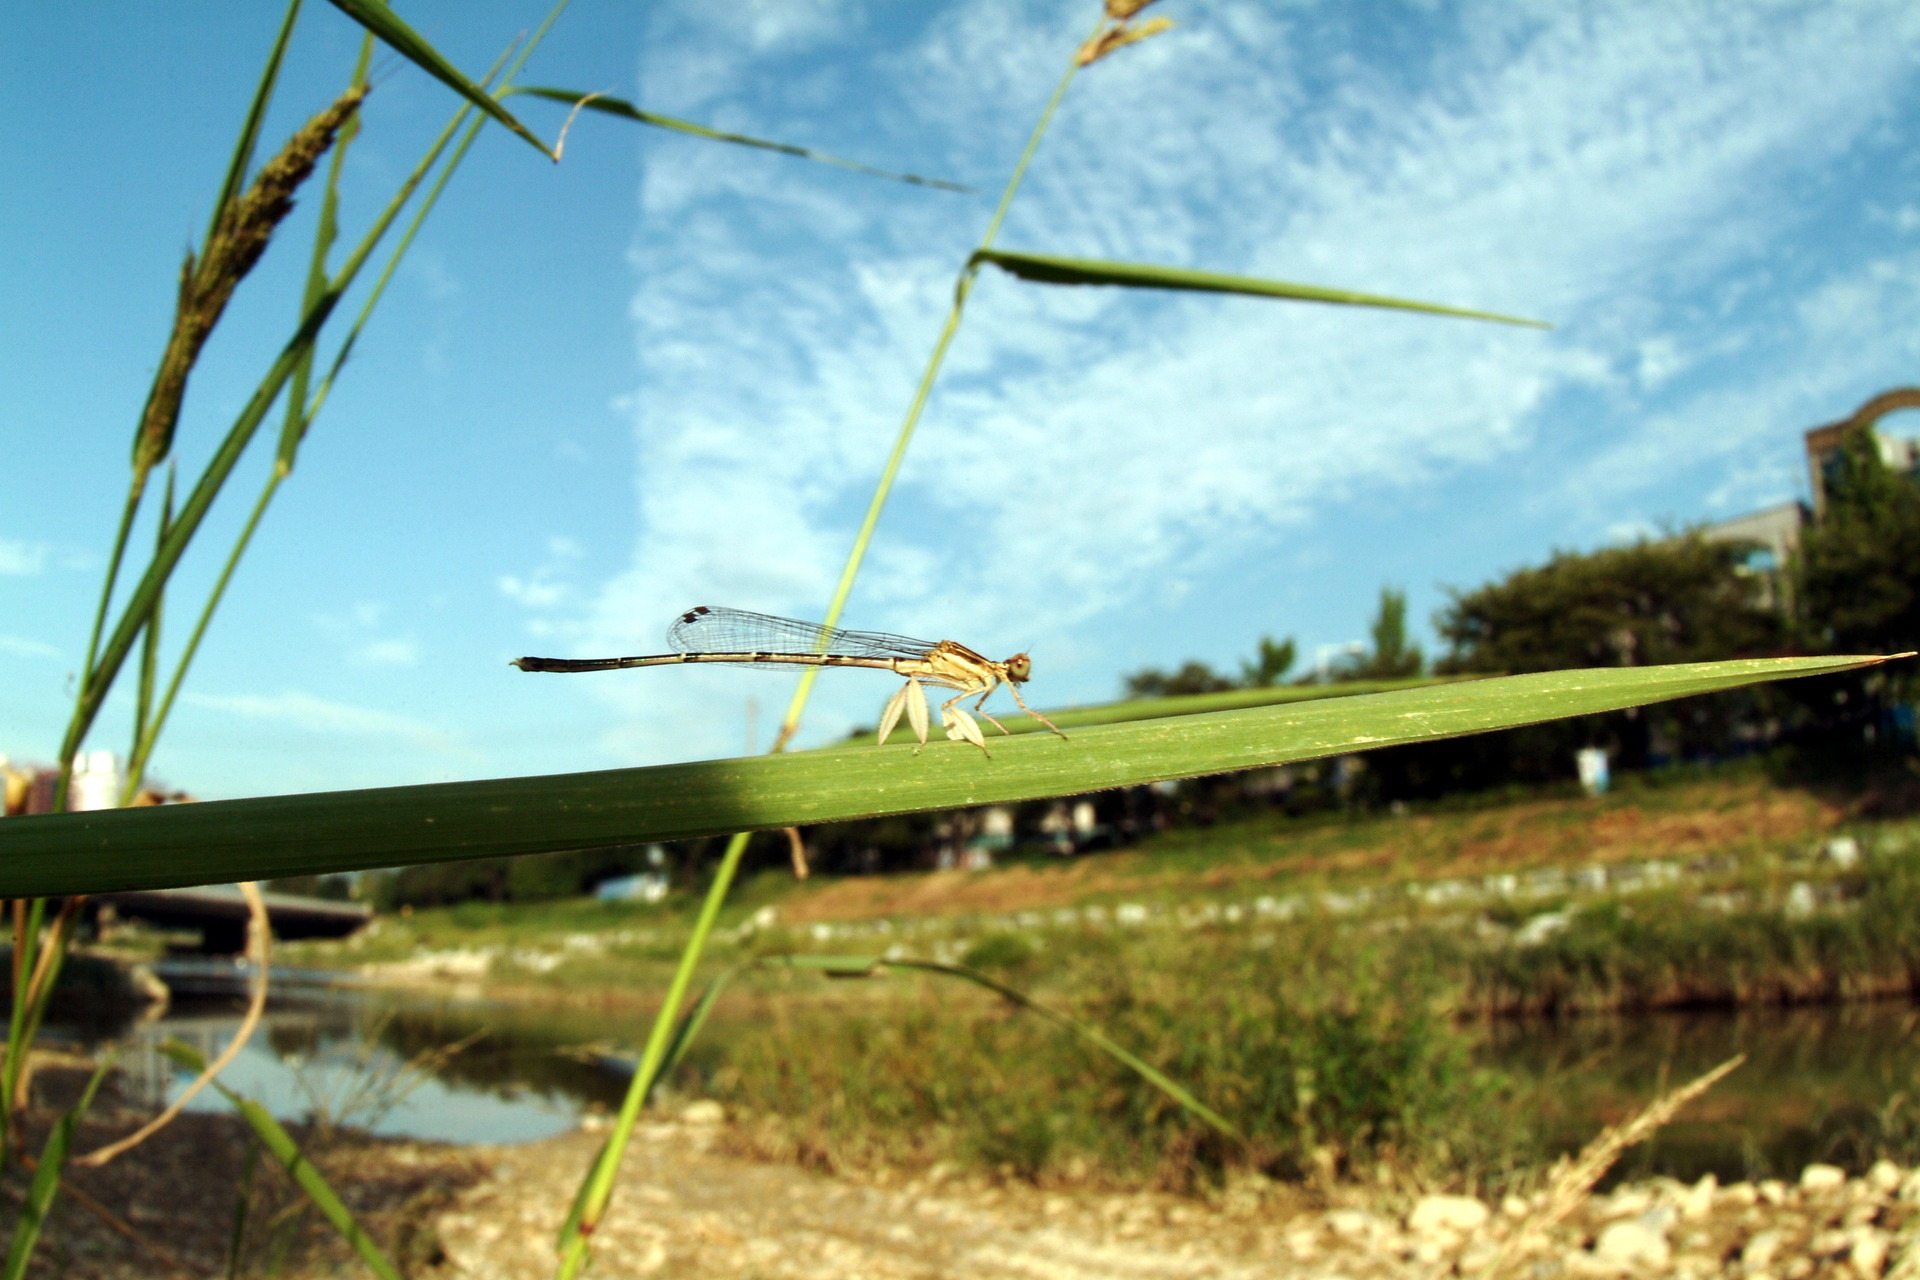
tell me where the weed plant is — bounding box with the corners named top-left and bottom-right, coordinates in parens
top-left (694, 922), bottom-right (1533, 1192)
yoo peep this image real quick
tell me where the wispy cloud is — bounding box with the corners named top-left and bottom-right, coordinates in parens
top-left (499, 535), bottom-right (586, 619)
top-left (0, 634), bottom-right (63, 661)
top-left (312, 600), bottom-right (423, 669)
top-left (0, 540), bottom-right (50, 576)
top-left (530, 0), bottom-right (1920, 763)
top-left (185, 690), bottom-right (479, 760)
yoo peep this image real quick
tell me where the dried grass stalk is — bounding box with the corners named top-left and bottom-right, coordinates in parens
top-left (133, 86), bottom-right (368, 482)
top-left (1475, 1053), bottom-right (1745, 1279)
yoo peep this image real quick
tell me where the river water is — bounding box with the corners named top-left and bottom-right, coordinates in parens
top-left (58, 980), bottom-right (1920, 1181)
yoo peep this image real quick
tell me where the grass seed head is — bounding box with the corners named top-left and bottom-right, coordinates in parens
top-left (1076, 14), bottom-right (1174, 66)
top-left (133, 85), bottom-right (368, 479)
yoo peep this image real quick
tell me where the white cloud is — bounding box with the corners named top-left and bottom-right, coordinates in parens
top-left (0, 540), bottom-right (50, 576)
top-left (185, 690), bottom-right (478, 759)
top-left (499, 536), bottom-right (587, 613)
top-left (313, 600), bottom-right (422, 669)
top-left (0, 634), bottom-right (62, 661)
top-left (354, 638), bottom-right (421, 668)
top-left (557, 0), bottom-right (1920, 762)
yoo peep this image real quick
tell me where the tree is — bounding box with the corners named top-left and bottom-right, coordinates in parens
top-left (1422, 535), bottom-right (1788, 780)
top-left (1436, 537), bottom-right (1782, 675)
top-left (1340, 587), bottom-right (1424, 680)
top-left (1239, 635), bottom-right (1297, 687)
top-left (1123, 632), bottom-right (1299, 698)
top-left (1797, 424), bottom-right (1920, 656)
top-left (1123, 660), bottom-right (1238, 698)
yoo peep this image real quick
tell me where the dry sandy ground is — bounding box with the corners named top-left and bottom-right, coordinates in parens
top-left (23, 1088), bottom-right (1920, 1280)
top-left (430, 1110), bottom-right (1920, 1280)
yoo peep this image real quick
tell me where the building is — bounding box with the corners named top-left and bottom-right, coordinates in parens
top-left (1698, 387), bottom-right (1920, 610)
top-left (1802, 387), bottom-right (1920, 516)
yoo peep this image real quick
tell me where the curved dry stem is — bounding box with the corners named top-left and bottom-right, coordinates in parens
top-left (1475, 1053), bottom-right (1745, 1279)
top-left (550, 89), bottom-right (606, 161)
top-left (73, 882), bottom-right (271, 1168)
top-left (784, 827), bottom-right (810, 879)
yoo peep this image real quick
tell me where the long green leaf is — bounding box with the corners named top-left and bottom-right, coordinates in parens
top-left (324, 0), bottom-right (552, 159)
top-left (158, 1040), bottom-right (402, 1280)
top-left (0, 656), bottom-right (1885, 896)
top-left (818, 674), bottom-right (1472, 748)
top-left (206, 0), bottom-right (305, 253)
top-left (2, 1055), bottom-right (113, 1280)
top-left (971, 248), bottom-right (1551, 328)
top-left (509, 87), bottom-right (974, 192)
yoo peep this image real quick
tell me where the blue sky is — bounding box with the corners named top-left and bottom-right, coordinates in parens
top-left (5, 0), bottom-right (1920, 799)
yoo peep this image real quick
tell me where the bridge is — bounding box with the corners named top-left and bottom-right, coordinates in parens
top-left (88, 886), bottom-right (372, 955)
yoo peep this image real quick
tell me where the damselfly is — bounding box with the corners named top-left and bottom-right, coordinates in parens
top-left (513, 606), bottom-right (1068, 755)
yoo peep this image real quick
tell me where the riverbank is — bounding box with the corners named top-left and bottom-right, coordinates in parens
top-left (289, 768), bottom-right (1870, 998)
top-left (255, 766), bottom-right (1920, 1192)
top-left (30, 1061), bottom-right (1920, 1280)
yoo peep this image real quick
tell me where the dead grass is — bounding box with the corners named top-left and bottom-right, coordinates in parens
top-left (15, 1063), bottom-right (486, 1280)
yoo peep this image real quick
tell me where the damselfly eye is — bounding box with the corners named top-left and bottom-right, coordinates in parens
top-left (1006, 654), bottom-right (1032, 682)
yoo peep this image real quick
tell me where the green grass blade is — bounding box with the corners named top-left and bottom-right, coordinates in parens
top-left (652, 966), bottom-right (744, 1091)
top-left (57, 291), bottom-right (342, 781)
top-left (822, 674), bottom-right (1474, 746)
top-left (1, 1054), bottom-right (113, 1280)
top-left (278, 38), bottom-right (369, 472)
top-left (646, 954), bottom-right (893, 1097)
top-left (129, 466), bottom-right (175, 781)
top-left (0, 656), bottom-right (1889, 897)
top-left (508, 87), bottom-right (974, 192)
top-left (207, 0), bottom-right (305, 247)
top-left (324, 0), bottom-right (553, 159)
top-left (157, 1040), bottom-right (403, 1280)
top-left (554, 1133), bottom-right (612, 1252)
top-left (971, 248), bottom-right (1551, 328)
top-left (767, 54), bottom-right (1086, 751)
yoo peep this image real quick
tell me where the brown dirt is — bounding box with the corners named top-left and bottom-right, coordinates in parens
top-left (13, 1061), bottom-right (487, 1280)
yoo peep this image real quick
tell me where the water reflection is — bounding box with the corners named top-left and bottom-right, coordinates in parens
top-left (1484, 1000), bottom-right (1920, 1184)
top-left (74, 986), bottom-right (642, 1145)
top-left (47, 976), bottom-right (1920, 1172)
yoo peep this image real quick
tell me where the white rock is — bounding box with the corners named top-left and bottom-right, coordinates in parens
top-left (1633, 1205), bottom-right (1679, 1236)
top-left (1825, 835), bottom-right (1862, 868)
top-left (1326, 1208), bottom-right (1384, 1239)
top-left (1407, 1194), bottom-right (1490, 1236)
top-left (1759, 1179), bottom-right (1789, 1205)
top-left (1868, 1160), bottom-right (1903, 1194)
top-left (1849, 1226), bottom-right (1892, 1277)
top-left (680, 1099), bottom-right (725, 1125)
top-left (1459, 1239), bottom-right (1502, 1272)
top-left (1593, 1220), bottom-right (1671, 1268)
top-left (1681, 1173), bottom-right (1718, 1218)
top-left (1802, 1163), bottom-right (1847, 1192)
top-left (1901, 1171), bottom-right (1920, 1203)
top-left (1812, 1228), bottom-right (1851, 1255)
top-left (1600, 1187), bottom-right (1654, 1219)
top-left (1743, 1229), bottom-right (1785, 1269)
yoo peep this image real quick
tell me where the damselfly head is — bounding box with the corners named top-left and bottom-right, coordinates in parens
top-left (1004, 653), bottom-right (1033, 683)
